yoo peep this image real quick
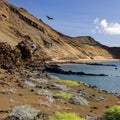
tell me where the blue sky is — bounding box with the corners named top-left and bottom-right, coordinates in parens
top-left (8, 0), bottom-right (120, 47)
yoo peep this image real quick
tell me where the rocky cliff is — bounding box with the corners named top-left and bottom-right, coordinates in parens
top-left (0, 0), bottom-right (119, 63)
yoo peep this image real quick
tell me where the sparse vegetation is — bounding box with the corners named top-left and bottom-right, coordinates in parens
top-left (37, 89), bottom-right (52, 96)
top-left (10, 105), bottom-right (39, 120)
top-left (53, 93), bottom-right (71, 100)
top-left (2, 87), bottom-right (16, 94)
top-left (52, 83), bottom-right (69, 91)
top-left (49, 112), bottom-right (85, 120)
top-left (22, 81), bottom-right (36, 88)
top-left (58, 80), bottom-right (81, 87)
top-left (70, 95), bottom-right (89, 106)
top-left (104, 106), bottom-right (120, 120)
top-left (30, 78), bottom-right (47, 84)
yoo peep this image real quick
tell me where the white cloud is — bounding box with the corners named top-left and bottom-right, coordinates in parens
top-left (100, 19), bottom-right (108, 28)
top-left (93, 18), bottom-right (120, 35)
top-left (94, 18), bottom-right (99, 24)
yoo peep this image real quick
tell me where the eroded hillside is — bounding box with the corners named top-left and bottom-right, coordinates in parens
top-left (0, 0), bottom-right (118, 62)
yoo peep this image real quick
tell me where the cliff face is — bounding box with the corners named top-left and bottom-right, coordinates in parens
top-left (0, 0), bottom-right (119, 62)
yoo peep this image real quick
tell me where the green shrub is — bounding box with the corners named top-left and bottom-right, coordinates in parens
top-left (50, 112), bottom-right (85, 120)
top-left (53, 93), bottom-right (71, 100)
top-left (104, 106), bottom-right (120, 120)
top-left (58, 80), bottom-right (81, 87)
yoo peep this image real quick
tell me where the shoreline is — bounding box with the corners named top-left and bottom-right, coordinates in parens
top-left (0, 58), bottom-right (120, 119)
top-left (46, 58), bottom-right (120, 65)
top-left (45, 64), bottom-right (109, 76)
top-left (0, 67), bottom-right (120, 119)
top-left (45, 60), bottom-right (120, 95)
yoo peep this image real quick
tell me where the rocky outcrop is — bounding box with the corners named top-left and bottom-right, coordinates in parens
top-left (0, 42), bottom-right (22, 70)
top-left (45, 64), bottom-right (108, 76)
top-left (103, 45), bottom-right (120, 59)
top-left (0, 41), bottom-right (45, 72)
top-left (16, 40), bottom-right (33, 60)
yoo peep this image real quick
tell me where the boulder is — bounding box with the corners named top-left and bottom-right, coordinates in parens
top-left (16, 40), bottom-right (39, 61)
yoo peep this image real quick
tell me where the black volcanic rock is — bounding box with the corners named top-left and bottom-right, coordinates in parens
top-left (45, 65), bottom-right (108, 76)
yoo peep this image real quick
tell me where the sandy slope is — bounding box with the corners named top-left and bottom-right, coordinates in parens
top-left (0, 30), bottom-right (18, 46)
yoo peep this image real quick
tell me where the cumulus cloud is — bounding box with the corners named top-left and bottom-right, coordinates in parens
top-left (94, 18), bottom-right (99, 24)
top-left (93, 18), bottom-right (120, 35)
top-left (100, 19), bottom-right (108, 28)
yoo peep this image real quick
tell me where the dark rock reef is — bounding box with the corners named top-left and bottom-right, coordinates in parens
top-left (45, 64), bottom-right (108, 76)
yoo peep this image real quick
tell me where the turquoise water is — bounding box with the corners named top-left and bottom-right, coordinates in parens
top-left (48, 61), bottom-right (120, 95)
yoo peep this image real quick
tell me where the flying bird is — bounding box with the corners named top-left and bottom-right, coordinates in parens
top-left (46, 16), bottom-right (54, 20)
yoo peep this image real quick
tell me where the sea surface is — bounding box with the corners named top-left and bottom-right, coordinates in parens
top-left (48, 61), bottom-right (120, 95)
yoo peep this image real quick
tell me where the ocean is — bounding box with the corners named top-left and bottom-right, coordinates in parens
top-left (48, 61), bottom-right (120, 95)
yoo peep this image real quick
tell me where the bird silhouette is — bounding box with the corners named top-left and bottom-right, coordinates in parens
top-left (46, 16), bottom-right (54, 20)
